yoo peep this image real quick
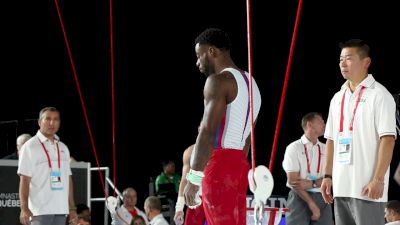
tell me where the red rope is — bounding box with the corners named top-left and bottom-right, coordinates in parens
top-left (246, 0), bottom-right (256, 171)
top-left (54, 0), bottom-right (107, 198)
top-left (269, 0), bottom-right (303, 173)
top-left (109, 0), bottom-right (117, 197)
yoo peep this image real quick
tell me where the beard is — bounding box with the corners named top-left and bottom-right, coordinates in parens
top-left (202, 55), bottom-right (215, 77)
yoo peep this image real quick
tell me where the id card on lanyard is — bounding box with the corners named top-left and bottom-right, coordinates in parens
top-left (39, 138), bottom-right (63, 190)
top-left (337, 86), bottom-right (365, 165)
top-left (304, 144), bottom-right (321, 192)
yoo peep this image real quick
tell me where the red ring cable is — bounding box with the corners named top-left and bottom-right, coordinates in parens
top-left (269, 0), bottom-right (303, 173)
top-left (246, 0), bottom-right (256, 171)
top-left (109, 0), bottom-right (117, 197)
top-left (54, 0), bottom-right (108, 198)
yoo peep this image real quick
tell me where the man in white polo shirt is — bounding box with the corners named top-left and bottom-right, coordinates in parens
top-left (321, 39), bottom-right (397, 225)
top-left (283, 112), bottom-right (333, 225)
top-left (110, 187), bottom-right (148, 225)
top-left (18, 107), bottom-right (78, 225)
top-left (144, 196), bottom-right (169, 225)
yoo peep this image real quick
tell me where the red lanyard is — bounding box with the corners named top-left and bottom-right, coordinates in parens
top-left (340, 86), bottom-right (365, 132)
top-left (39, 139), bottom-right (61, 169)
top-left (303, 144), bottom-right (321, 174)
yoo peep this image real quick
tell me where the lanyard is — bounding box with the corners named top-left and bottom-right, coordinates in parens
top-left (39, 139), bottom-right (61, 169)
top-left (340, 86), bottom-right (365, 132)
top-left (303, 144), bottom-right (321, 174)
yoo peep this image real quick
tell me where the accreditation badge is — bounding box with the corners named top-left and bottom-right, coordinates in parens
top-left (50, 171), bottom-right (63, 190)
top-left (306, 175), bottom-right (318, 192)
top-left (337, 132), bottom-right (352, 164)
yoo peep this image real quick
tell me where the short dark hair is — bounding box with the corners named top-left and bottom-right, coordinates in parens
top-left (162, 159), bottom-right (174, 168)
top-left (386, 200), bottom-right (400, 214)
top-left (301, 112), bottom-right (322, 130)
top-left (38, 107), bottom-right (59, 121)
top-left (339, 39), bottom-right (370, 59)
top-left (195, 28), bottom-right (231, 51)
top-left (145, 196), bottom-right (162, 211)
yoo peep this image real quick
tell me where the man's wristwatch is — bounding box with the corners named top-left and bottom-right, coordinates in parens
top-left (312, 180), bottom-right (317, 188)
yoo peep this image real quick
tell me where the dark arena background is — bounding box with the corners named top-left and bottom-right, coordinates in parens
top-left (1, 0), bottom-right (399, 224)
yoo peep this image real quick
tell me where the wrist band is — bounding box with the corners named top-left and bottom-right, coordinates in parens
top-left (175, 196), bottom-right (185, 212)
top-left (186, 169), bottom-right (204, 186)
top-left (324, 174), bottom-right (332, 179)
top-left (189, 169), bottom-right (204, 177)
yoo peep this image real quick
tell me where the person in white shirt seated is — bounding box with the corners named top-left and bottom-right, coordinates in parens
top-left (110, 187), bottom-right (149, 225)
top-left (144, 196), bottom-right (169, 225)
top-left (385, 200), bottom-right (400, 225)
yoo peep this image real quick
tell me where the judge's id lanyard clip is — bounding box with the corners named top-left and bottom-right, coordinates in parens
top-left (39, 138), bottom-right (63, 190)
top-left (338, 86), bottom-right (365, 164)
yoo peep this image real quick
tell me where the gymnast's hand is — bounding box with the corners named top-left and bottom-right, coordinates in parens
top-left (184, 182), bottom-right (201, 208)
top-left (174, 210), bottom-right (185, 225)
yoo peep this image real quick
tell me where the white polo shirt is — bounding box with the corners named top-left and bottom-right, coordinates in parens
top-left (17, 131), bottom-right (72, 215)
top-left (324, 74), bottom-right (397, 202)
top-left (282, 135), bottom-right (326, 192)
top-left (111, 205), bottom-right (149, 225)
top-left (149, 214), bottom-right (169, 225)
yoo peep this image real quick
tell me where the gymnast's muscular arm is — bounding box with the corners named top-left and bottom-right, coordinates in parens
top-left (178, 145), bottom-right (194, 197)
top-left (184, 72), bottom-right (236, 207)
top-left (174, 145), bottom-right (194, 224)
top-left (191, 73), bottom-right (232, 171)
